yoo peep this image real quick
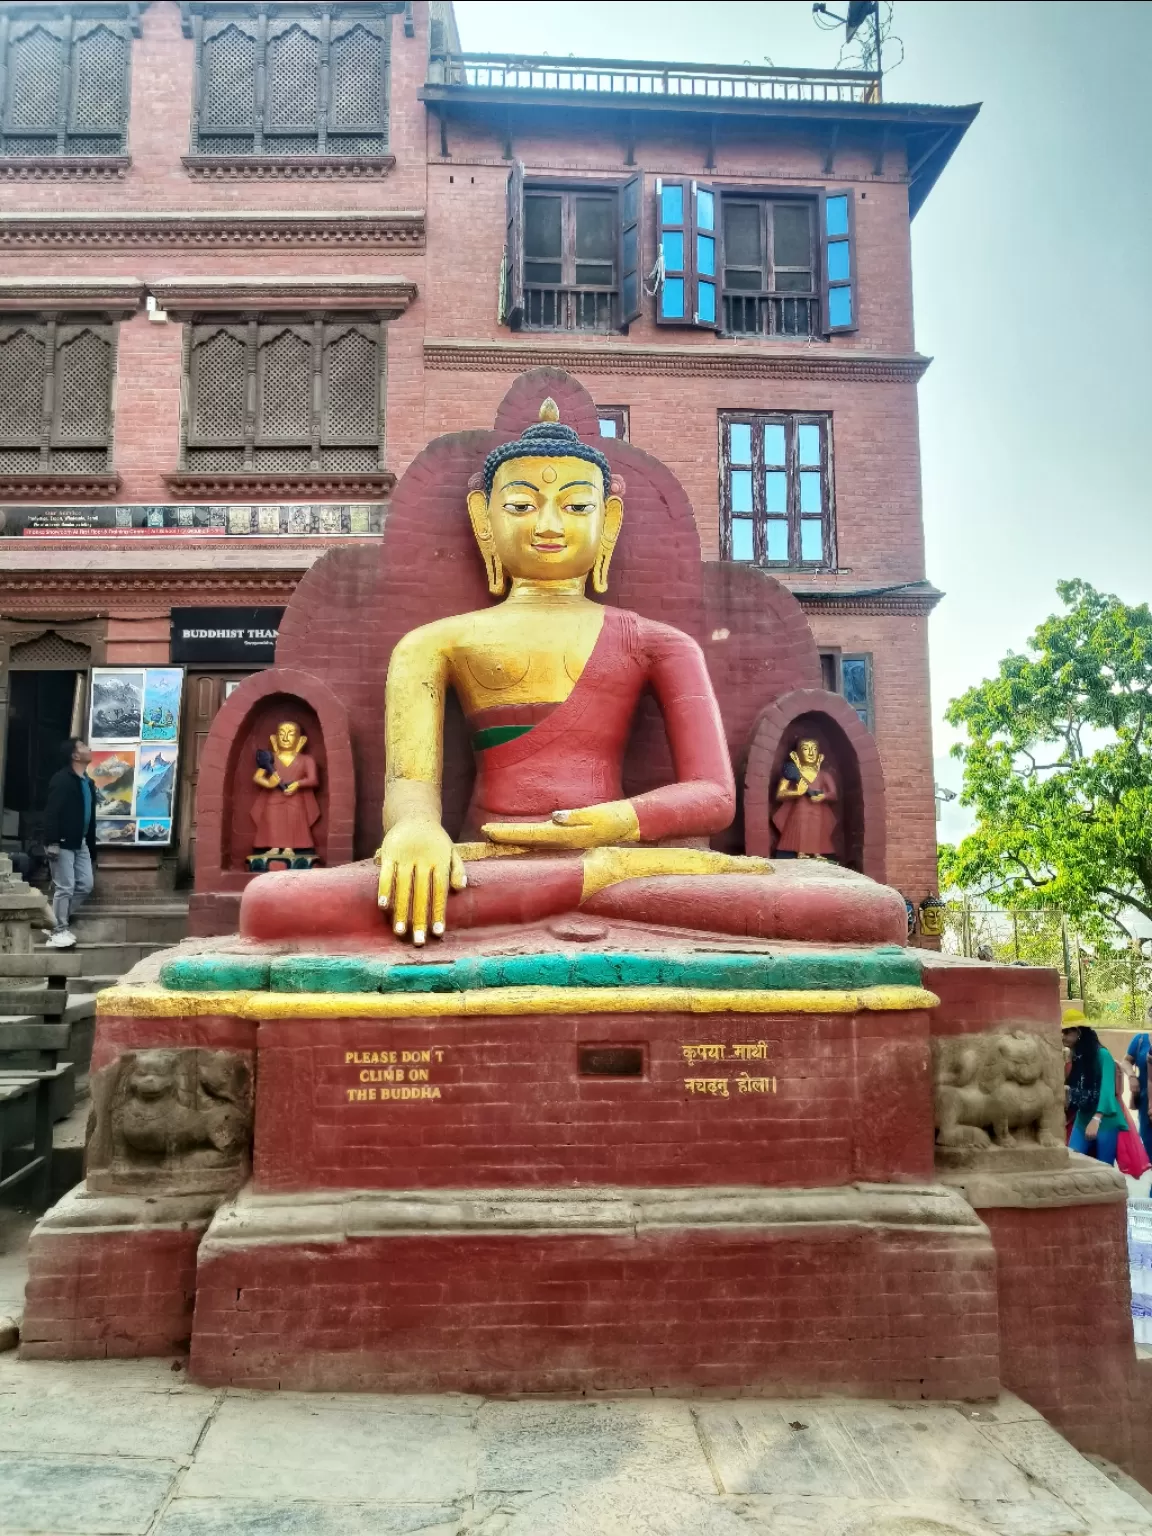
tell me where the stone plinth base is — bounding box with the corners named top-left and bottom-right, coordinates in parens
top-left (19, 1186), bottom-right (221, 1360)
top-left (188, 1182), bottom-right (1001, 1397)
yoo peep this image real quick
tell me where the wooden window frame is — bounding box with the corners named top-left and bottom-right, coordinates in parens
top-left (820, 648), bottom-right (874, 730)
top-left (596, 406), bottom-right (629, 442)
top-left (504, 167), bottom-right (642, 335)
top-left (189, 1), bottom-right (391, 160)
top-left (180, 310), bottom-right (387, 473)
top-left (720, 195), bottom-right (820, 341)
top-left (719, 410), bottom-right (835, 570)
top-left (0, 310), bottom-right (118, 480)
top-left (0, 4), bottom-right (135, 158)
top-left (521, 183), bottom-right (618, 334)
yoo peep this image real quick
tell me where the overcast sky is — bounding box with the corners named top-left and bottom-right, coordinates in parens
top-left (454, 0), bottom-right (1152, 844)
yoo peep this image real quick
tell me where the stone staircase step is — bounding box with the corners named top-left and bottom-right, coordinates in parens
top-left (39, 941), bottom-right (165, 977)
top-left (64, 974), bottom-right (117, 995)
top-left (70, 913), bottom-right (187, 946)
top-left (0, 1016), bottom-right (70, 1051)
top-left (0, 952), bottom-right (82, 978)
top-left (0, 985), bottom-right (65, 1017)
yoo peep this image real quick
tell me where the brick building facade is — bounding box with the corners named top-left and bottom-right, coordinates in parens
top-left (0, 0), bottom-right (976, 912)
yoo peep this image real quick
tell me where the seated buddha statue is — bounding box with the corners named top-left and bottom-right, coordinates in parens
top-left (241, 402), bottom-right (904, 948)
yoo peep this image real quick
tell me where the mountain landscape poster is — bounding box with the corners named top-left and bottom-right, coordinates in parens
top-left (89, 672), bottom-right (144, 743)
top-left (88, 750), bottom-right (136, 819)
top-left (141, 669), bottom-right (183, 742)
top-left (135, 745), bottom-right (177, 821)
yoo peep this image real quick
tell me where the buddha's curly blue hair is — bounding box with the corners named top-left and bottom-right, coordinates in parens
top-left (482, 419), bottom-right (611, 499)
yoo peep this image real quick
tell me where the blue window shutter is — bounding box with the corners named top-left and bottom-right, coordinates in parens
top-left (691, 180), bottom-right (721, 331)
top-left (821, 189), bottom-right (857, 334)
top-left (618, 171), bottom-right (643, 327)
top-left (654, 176), bottom-right (689, 326)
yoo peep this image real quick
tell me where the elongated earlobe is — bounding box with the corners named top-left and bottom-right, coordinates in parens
top-left (467, 488), bottom-right (507, 597)
top-left (593, 494), bottom-right (624, 594)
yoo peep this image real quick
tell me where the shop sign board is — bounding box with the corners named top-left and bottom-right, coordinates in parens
top-left (170, 608), bottom-right (284, 665)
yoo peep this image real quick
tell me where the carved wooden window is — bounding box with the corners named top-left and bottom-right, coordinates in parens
top-left (820, 650), bottom-right (874, 730)
top-left (719, 412), bottom-right (834, 568)
top-left (0, 5), bottom-right (133, 158)
top-left (191, 3), bottom-right (390, 157)
top-left (0, 315), bottom-right (115, 473)
top-left (183, 315), bottom-right (384, 472)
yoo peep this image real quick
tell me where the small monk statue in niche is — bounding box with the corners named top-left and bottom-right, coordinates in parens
top-left (241, 402), bottom-right (903, 945)
top-left (246, 720), bottom-right (321, 872)
top-left (772, 737), bottom-right (838, 860)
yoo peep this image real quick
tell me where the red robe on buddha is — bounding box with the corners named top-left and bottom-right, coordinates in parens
top-left (240, 608), bottom-right (904, 945)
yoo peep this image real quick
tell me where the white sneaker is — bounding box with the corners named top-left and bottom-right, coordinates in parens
top-left (46, 929), bottom-right (76, 949)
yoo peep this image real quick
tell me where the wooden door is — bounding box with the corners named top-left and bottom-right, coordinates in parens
top-left (176, 672), bottom-right (249, 881)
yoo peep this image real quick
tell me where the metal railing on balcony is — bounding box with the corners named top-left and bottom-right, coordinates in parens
top-left (429, 52), bottom-right (882, 106)
top-left (723, 292), bottom-right (820, 339)
top-left (523, 286), bottom-right (617, 333)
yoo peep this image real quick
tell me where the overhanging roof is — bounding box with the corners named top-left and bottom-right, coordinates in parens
top-left (421, 53), bottom-right (979, 216)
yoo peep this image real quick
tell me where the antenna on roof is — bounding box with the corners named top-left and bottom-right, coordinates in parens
top-left (812, 0), bottom-right (888, 99)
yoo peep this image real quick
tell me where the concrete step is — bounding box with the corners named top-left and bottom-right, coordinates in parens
top-left (0, 984), bottom-right (65, 1018)
top-left (70, 911), bottom-right (187, 946)
top-left (64, 974), bottom-right (117, 995)
top-left (0, 952), bottom-right (82, 979)
top-left (48, 1093), bottom-right (89, 1204)
top-left (35, 941), bottom-right (165, 978)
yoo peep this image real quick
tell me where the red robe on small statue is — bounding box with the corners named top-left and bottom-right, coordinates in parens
top-left (772, 744), bottom-right (838, 858)
top-left (251, 724), bottom-right (321, 855)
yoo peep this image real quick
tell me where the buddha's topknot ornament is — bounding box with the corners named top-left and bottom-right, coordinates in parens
top-left (482, 397), bottom-right (612, 498)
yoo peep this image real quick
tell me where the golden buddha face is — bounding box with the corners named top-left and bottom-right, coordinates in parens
top-left (467, 455), bottom-right (623, 595)
top-left (797, 738), bottom-right (821, 765)
top-left (274, 721), bottom-right (303, 753)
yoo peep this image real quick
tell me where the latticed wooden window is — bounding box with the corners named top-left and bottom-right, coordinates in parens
top-left (191, 3), bottom-right (390, 157)
top-left (0, 316), bottom-right (115, 473)
top-left (0, 5), bottom-right (133, 157)
top-left (184, 316), bottom-right (384, 473)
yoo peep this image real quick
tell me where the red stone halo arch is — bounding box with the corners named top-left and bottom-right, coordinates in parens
top-left (743, 688), bottom-right (887, 881)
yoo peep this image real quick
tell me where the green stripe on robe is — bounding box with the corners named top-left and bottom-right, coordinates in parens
top-left (472, 723), bottom-right (535, 751)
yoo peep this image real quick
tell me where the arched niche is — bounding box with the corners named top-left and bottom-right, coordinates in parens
top-left (743, 689), bottom-right (887, 882)
top-left (192, 668), bottom-right (355, 899)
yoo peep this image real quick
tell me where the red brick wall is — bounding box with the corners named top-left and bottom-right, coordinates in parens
top-left (190, 1221), bottom-right (999, 1397)
top-left (20, 1224), bottom-right (203, 1360)
top-left (985, 1204), bottom-right (1137, 1473)
top-left (251, 1007), bottom-right (936, 1193)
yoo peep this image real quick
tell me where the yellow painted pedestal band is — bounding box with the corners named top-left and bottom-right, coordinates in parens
top-left (97, 984), bottom-right (939, 1020)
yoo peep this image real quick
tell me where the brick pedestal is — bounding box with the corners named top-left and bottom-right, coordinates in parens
top-left (189, 1183), bottom-right (1000, 1397)
top-left (19, 1187), bottom-right (219, 1360)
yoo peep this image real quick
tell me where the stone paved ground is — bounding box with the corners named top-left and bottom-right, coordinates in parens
top-left (3, 1220), bottom-right (1152, 1536)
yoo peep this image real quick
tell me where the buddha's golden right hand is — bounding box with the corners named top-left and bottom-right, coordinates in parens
top-left (376, 818), bottom-right (467, 945)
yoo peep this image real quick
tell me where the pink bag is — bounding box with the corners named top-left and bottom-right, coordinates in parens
top-left (1117, 1104), bottom-right (1151, 1178)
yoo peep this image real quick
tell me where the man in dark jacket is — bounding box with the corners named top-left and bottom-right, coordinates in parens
top-left (43, 737), bottom-right (96, 949)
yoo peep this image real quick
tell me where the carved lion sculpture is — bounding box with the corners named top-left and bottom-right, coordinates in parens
top-left (933, 1029), bottom-right (1065, 1151)
top-left (86, 1047), bottom-right (253, 1194)
top-left (114, 1048), bottom-right (251, 1164)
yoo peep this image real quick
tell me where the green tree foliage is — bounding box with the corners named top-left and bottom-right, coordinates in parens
top-left (939, 580), bottom-right (1152, 941)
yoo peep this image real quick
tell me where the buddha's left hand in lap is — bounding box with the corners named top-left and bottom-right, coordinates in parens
top-left (482, 798), bottom-right (641, 850)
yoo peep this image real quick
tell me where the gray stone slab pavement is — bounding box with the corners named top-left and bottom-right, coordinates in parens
top-left (0, 1219), bottom-right (1149, 1536)
top-left (1, 1346), bottom-right (1151, 1536)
